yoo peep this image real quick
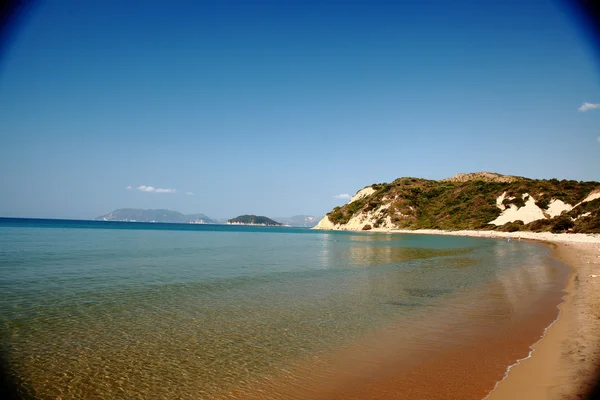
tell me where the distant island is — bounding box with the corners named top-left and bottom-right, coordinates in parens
top-left (94, 209), bottom-right (317, 227)
top-left (95, 209), bottom-right (217, 224)
top-left (227, 215), bottom-right (283, 226)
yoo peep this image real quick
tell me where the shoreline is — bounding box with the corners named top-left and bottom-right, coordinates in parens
top-left (219, 244), bottom-right (571, 400)
top-left (317, 228), bottom-right (600, 399)
top-left (217, 230), bottom-right (591, 400)
top-left (313, 225), bottom-right (600, 243)
top-left (486, 240), bottom-right (600, 400)
top-left (483, 240), bottom-right (568, 400)
top-left (392, 229), bottom-right (600, 399)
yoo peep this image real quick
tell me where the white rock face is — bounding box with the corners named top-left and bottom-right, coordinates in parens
top-left (313, 188), bottom-right (394, 231)
top-left (343, 204), bottom-right (395, 230)
top-left (489, 188), bottom-right (599, 226)
top-left (546, 199), bottom-right (573, 218)
top-left (349, 187), bottom-right (376, 204)
top-left (496, 192), bottom-right (507, 211)
top-left (313, 216), bottom-right (337, 230)
top-left (313, 204), bottom-right (395, 231)
top-left (575, 189), bottom-right (600, 207)
top-left (495, 192), bottom-right (515, 211)
top-left (489, 193), bottom-right (547, 226)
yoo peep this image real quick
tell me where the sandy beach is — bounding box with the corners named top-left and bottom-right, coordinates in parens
top-left (379, 229), bottom-right (600, 399)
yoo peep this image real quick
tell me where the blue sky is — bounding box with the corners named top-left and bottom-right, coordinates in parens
top-left (0, 0), bottom-right (599, 219)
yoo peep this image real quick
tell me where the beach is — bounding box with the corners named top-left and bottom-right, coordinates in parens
top-left (487, 240), bottom-right (600, 400)
top-left (378, 229), bottom-right (600, 399)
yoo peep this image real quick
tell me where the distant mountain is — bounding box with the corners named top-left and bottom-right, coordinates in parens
top-left (227, 215), bottom-right (283, 226)
top-left (95, 209), bottom-right (217, 224)
top-left (274, 215), bottom-right (322, 227)
top-left (96, 209), bottom-right (319, 227)
top-left (185, 213), bottom-right (218, 224)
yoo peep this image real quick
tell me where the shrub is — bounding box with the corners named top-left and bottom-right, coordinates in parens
top-left (551, 215), bottom-right (574, 233)
top-left (535, 197), bottom-right (549, 210)
top-left (482, 223), bottom-right (498, 230)
top-left (501, 220), bottom-right (524, 232)
top-left (378, 184), bottom-right (393, 195)
top-left (365, 201), bottom-right (378, 212)
top-left (572, 211), bottom-right (600, 233)
top-left (502, 197), bottom-right (525, 208)
top-left (510, 197), bottom-right (526, 208)
top-left (527, 218), bottom-right (552, 232)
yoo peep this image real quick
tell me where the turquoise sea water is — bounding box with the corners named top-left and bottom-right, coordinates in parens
top-left (0, 218), bottom-right (564, 399)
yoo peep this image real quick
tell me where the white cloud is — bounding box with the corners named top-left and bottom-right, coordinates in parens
top-left (186, 192), bottom-right (194, 195)
top-left (334, 193), bottom-right (351, 199)
top-left (597, 136), bottom-right (600, 144)
top-left (578, 102), bottom-right (600, 112)
top-left (125, 185), bottom-right (132, 190)
top-left (136, 185), bottom-right (176, 193)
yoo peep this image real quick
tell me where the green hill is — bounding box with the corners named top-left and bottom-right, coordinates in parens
top-left (227, 215), bottom-right (283, 226)
top-left (315, 172), bottom-right (600, 233)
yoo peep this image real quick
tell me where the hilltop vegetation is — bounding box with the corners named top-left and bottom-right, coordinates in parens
top-left (322, 173), bottom-right (600, 233)
top-left (227, 215), bottom-right (283, 226)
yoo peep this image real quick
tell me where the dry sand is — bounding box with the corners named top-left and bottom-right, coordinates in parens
top-left (379, 229), bottom-right (600, 399)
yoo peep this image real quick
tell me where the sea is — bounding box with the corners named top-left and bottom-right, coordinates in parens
top-left (0, 218), bottom-right (569, 400)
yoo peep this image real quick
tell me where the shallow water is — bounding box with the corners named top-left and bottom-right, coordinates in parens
top-left (0, 219), bottom-right (567, 399)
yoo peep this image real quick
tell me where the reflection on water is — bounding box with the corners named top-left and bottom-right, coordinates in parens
top-left (491, 241), bottom-right (563, 316)
top-left (0, 225), bottom-right (567, 399)
top-left (345, 243), bottom-right (473, 267)
top-left (320, 232), bottom-right (475, 268)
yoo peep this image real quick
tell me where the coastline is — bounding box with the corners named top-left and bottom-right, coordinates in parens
top-left (321, 225), bottom-right (600, 244)
top-left (218, 231), bottom-right (575, 400)
top-left (486, 240), bottom-right (600, 400)
top-left (315, 227), bottom-right (600, 399)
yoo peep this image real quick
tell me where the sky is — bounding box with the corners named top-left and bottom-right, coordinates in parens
top-left (0, 0), bottom-right (599, 220)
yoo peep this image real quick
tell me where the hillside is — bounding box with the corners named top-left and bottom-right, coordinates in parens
top-left (95, 209), bottom-right (217, 224)
top-left (314, 172), bottom-right (600, 233)
top-left (227, 215), bottom-right (283, 226)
